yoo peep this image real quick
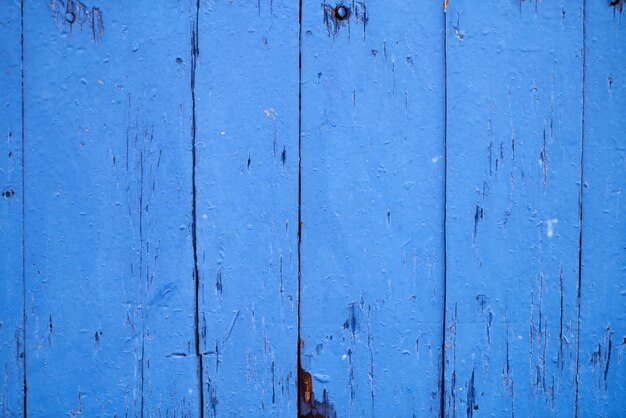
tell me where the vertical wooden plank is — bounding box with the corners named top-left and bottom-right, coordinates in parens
top-left (194, 1), bottom-right (299, 415)
top-left (577, 3), bottom-right (626, 416)
top-left (444, 1), bottom-right (583, 416)
top-left (0, 1), bottom-right (24, 415)
top-left (24, 1), bottom-right (199, 415)
top-left (300, 2), bottom-right (445, 416)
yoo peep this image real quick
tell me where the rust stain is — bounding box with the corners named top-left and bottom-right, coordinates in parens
top-left (299, 368), bottom-right (337, 418)
top-left (322, 1), bottom-right (368, 39)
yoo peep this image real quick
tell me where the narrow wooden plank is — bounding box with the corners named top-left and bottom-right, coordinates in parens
top-left (577, 3), bottom-right (626, 416)
top-left (0, 1), bottom-right (24, 415)
top-left (194, 1), bottom-right (300, 415)
top-left (24, 2), bottom-right (199, 415)
top-left (443, 1), bottom-right (583, 416)
top-left (300, 2), bottom-right (446, 416)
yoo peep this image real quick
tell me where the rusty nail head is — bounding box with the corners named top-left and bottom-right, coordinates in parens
top-left (334, 5), bottom-right (349, 20)
top-left (65, 11), bottom-right (76, 23)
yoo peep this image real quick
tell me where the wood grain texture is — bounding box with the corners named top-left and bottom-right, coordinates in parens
top-left (577, 3), bottom-right (626, 416)
top-left (300, 2), bottom-right (446, 416)
top-left (24, 2), bottom-right (199, 415)
top-left (194, 0), bottom-right (299, 416)
top-left (443, 1), bottom-right (583, 416)
top-left (0, 1), bottom-right (25, 416)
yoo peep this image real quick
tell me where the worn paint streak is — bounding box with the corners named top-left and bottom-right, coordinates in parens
top-left (49, 0), bottom-right (104, 43)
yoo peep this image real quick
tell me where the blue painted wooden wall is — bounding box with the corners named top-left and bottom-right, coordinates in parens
top-left (0, 1), bottom-right (624, 417)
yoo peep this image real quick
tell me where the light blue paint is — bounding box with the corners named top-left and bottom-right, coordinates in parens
top-left (0, 1), bottom-right (25, 416)
top-left (300, 2), bottom-right (445, 416)
top-left (578, 2), bottom-right (626, 416)
top-left (444, 1), bottom-right (583, 416)
top-left (194, 1), bottom-right (299, 416)
top-left (23, 2), bottom-right (198, 416)
top-left (0, 1), bottom-right (624, 417)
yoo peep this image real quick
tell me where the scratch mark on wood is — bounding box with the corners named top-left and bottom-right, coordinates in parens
top-left (206, 377), bottom-right (218, 418)
top-left (539, 129), bottom-right (548, 191)
top-left (503, 310), bottom-right (514, 413)
top-left (46, 314), bottom-right (52, 347)
top-left (222, 309), bottom-right (240, 349)
top-left (215, 268), bottom-right (223, 297)
top-left (558, 268), bottom-right (564, 370)
top-left (190, 0), bottom-right (204, 415)
top-left (610, 0), bottom-right (623, 14)
top-left (466, 369), bottom-right (478, 417)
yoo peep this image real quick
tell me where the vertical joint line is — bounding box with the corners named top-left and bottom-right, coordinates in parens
top-left (574, 1), bottom-right (586, 417)
top-left (190, 1), bottom-right (204, 416)
top-left (20, 0), bottom-right (27, 416)
top-left (439, 6), bottom-right (448, 418)
top-left (297, 0), bottom-right (303, 416)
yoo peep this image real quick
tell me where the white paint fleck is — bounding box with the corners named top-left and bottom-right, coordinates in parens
top-left (263, 108), bottom-right (278, 120)
top-left (313, 374), bottom-right (331, 383)
top-left (546, 218), bottom-right (558, 238)
top-left (432, 155), bottom-right (442, 163)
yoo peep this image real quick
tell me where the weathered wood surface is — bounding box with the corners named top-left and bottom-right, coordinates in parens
top-left (0, 1), bottom-right (25, 416)
top-left (194, 1), bottom-right (299, 416)
top-left (299, 2), bottom-right (445, 417)
top-left (0, 1), bottom-right (624, 417)
top-left (578, 2), bottom-right (626, 416)
top-left (23, 2), bottom-right (199, 416)
top-left (443, 1), bottom-right (583, 416)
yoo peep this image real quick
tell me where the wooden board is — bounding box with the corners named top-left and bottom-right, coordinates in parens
top-left (577, 3), bottom-right (626, 416)
top-left (194, 1), bottom-right (300, 415)
top-left (24, 2), bottom-right (199, 415)
top-left (443, 1), bottom-right (583, 416)
top-left (0, 1), bottom-right (25, 415)
top-left (300, 2), bottom-right (446, 416)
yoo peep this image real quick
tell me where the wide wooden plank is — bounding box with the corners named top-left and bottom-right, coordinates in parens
top-left (24, 2), bottom-right (199, 415)
top-left (194, 1), bottom-right (299, 415)
top-left (577, 3), bottom-right (626, 416)
top-left (0, 1), bottom-right (24, 415)
top-left (443, 1), bottom-right (583, 416)
top-left (300, 2), bottom-right (446, 416)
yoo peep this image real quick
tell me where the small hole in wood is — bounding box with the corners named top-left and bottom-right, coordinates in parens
top-left (65, 11), bottom-right (76, 24)
top-left (333, 5), bottom-right (349, 20)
